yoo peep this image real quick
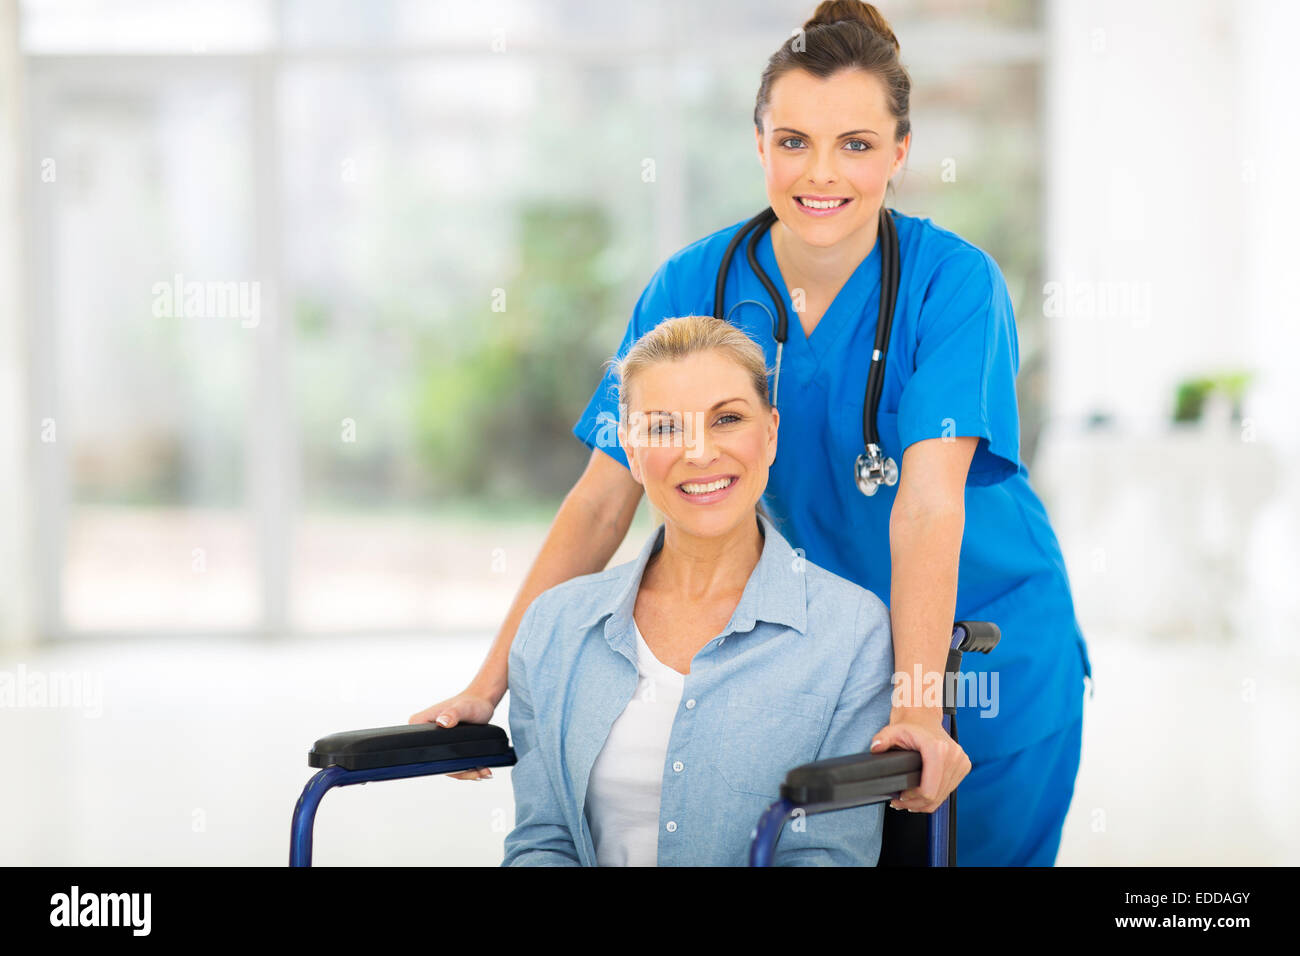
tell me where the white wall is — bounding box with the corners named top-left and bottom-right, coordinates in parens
top-left (0, 0), bottom-right (35, 649)
top-left (1041, 0), bottom-right (1300, 650)
top-left (1045, 0), bottom-right (1300, 442)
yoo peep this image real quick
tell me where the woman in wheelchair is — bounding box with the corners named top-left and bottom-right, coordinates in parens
top-left (503, 315), bottom-right (894, 866)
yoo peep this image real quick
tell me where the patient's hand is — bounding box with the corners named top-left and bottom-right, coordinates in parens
top-left (408, 688), bottom-right (500, 780)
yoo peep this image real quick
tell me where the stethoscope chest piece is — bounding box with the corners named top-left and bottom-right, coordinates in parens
top-left (854, 444), bottom-right (899, 496)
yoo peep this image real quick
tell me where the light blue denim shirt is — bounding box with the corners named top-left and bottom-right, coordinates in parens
top-left (502, 511), bottom-right (894, 866)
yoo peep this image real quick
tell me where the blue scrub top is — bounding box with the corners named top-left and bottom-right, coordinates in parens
top-left (572, 210), bottom-right (1092, 761)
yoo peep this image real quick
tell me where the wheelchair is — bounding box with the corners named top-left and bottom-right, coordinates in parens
top-left (290, 620), bottom-right (998, 867)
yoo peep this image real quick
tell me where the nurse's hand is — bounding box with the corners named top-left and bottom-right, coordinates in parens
top-left (408, 686), bottom-right (501, 780)
top-left (869, 708), bottom-right (971, 813)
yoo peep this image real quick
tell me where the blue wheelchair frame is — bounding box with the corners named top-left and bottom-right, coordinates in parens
top-left (290, 621), bottom-right (998, 867)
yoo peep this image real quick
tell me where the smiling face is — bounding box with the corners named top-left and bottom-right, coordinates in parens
top-left (755, 67), bottom-right (910, 248)
top-left (618, 349), bottom-right (778, 539)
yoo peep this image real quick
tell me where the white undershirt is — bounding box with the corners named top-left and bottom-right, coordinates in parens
top-left (584, 618), bottom-right (686, 866)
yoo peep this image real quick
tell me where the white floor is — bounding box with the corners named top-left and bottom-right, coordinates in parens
top-left (2, 627), bottom-right (1296, 866)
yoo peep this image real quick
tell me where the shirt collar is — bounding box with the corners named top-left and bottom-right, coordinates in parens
top-left (580, 511), bottom-right (808, 645)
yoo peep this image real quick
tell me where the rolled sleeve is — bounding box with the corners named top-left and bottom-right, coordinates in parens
top-left (570, 257), bottom-right (679, 471)
top-left (501, 600), bottom-right (582, 867)
top-left (896, 249), bottom-right (1021, 486)
top-left (775, 592), bottom-right (894, 866)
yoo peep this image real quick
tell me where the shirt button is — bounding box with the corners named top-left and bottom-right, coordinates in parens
top-left (685, 699), bottom-right (696, 709)
top-left (665, 821), bottom-right (677, 833)
top-left (718, 637), bottom-right (726, 645)
top-left (673, 761), bottom-right (684, 772)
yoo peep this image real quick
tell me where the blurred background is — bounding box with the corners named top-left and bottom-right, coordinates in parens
top-left (1, 0), bottom-right (1296, 866)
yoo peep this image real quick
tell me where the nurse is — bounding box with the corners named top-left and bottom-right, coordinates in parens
top-left (411, 0), bottom-right (1093, 866)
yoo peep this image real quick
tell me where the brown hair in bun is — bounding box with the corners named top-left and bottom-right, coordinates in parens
top-left (753, 0), bottom-right (911, 144)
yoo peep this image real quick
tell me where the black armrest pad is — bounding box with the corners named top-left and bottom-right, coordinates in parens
top-left (308, 723), bottom-right (512, 771)
top-left (781, 750), bottom-right (922, 809)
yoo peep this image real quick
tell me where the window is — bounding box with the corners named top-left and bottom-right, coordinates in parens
top-left (21, 0), bottom-right (1044, 638)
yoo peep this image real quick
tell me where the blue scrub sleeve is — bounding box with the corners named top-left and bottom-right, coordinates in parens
top-left (896, 249), bottom-right (1021, 486)
top-left (571, 257), bottom-right (679, 471)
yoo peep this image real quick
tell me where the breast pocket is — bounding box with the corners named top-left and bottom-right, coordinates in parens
top-left (712, 687), bottom-right (828, 797)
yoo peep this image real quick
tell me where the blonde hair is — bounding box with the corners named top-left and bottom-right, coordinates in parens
top-left (611, 315), bottom-right (773, 412)
top-left (607, 314), bottom-right (778, 525)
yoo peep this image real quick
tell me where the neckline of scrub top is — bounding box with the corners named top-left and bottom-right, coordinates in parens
top-left (755, 222), bottom-right (884, 382)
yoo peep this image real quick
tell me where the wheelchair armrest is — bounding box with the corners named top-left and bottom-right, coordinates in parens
top-left (780, 749), bottom-right (922, 812)
top-left (308, 722), bottom-right (512, 771)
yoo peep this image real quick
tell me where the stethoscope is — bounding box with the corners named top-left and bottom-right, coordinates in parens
top-left (712, 204), bottom-right (901, 496)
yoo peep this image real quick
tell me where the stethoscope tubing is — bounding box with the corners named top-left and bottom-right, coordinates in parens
top-left (713, 204), bottom-right (899, 454)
